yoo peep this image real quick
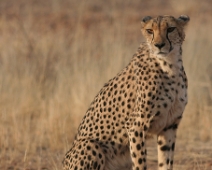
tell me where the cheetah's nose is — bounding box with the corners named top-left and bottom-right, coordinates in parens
top-left (154, 43), bottom-right (165, 49)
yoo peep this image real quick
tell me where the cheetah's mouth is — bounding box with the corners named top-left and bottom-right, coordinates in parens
top-left (158, 52), bottom-right (167, 55)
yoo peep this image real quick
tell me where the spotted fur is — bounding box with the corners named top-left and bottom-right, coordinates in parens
top-left (63, 15), bottom-right (190, 170)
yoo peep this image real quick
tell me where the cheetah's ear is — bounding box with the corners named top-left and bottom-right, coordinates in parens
top-left (142, 16), bottom-right (152, 23)
top-left (141, 16), bottom-right (152, 27)
top-left (177, 15), bottom-right (190, 26)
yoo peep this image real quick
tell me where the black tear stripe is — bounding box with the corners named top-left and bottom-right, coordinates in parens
top-left (166, 23), bottom-right (173, 52)
top-left (151, 22), bottom-right (154, 44)
top-left (151, 33), bottom-right (154, 44)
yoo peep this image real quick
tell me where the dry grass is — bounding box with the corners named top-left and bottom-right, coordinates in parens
top-left (0, 0), bottom-right (211, 169)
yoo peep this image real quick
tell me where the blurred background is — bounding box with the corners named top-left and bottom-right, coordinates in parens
top-left (0, 0), bottom-right (211, 169)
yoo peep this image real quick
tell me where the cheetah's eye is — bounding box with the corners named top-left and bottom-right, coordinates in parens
top-left (146, 29), bottom-right (153, 34)
top-left (167, 27), bottom-right (176, 33)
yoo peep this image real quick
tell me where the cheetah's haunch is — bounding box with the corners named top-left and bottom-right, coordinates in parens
top-left (63, 15), bottom-right (189, 170)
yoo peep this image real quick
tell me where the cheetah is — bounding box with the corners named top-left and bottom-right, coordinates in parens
top-left (63, 15), bottom-right (190, 170)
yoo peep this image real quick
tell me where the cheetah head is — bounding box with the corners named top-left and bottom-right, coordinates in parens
top-left (141, 15), bottom-right (190, 57)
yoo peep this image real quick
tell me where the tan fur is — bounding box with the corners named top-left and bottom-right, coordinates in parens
top-left (63, 15), bottom-right (189, 170)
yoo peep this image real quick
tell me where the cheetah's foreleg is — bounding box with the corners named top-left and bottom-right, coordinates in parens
top-left (157, 124), bottom-right (178, 170)
top-left (128, 121), bottom-right (148, 170)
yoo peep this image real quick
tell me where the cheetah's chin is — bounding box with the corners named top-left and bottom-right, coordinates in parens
top-left (157, 52), bottom-right (168, 56)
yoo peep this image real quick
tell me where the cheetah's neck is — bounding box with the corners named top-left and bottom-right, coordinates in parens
top-left (153, 47), bottom-right (184, 76)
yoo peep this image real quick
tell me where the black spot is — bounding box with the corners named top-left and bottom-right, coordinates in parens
top-left (144, 125), bottom-right (148, 131)
top-left (110, 141), bottom-right (115, 146)
top-left (138, 158), bottom-right (143, 164)
top-left (140, 132), bottom-right (143, 138)
top-left (157, 140), bottom-right (163, 146)
top-left (140, 151), bottom-right (145, 155)
top-left (166, 158), bottom-right (170, 164)
top-left (134, 131), bottom-right (138, 137)
top-left (143, 158), bottom-right (146, 162)
top-left (147, 114), bottom-right (151, 118)
top-left (136, 144), bottom-right (141, 150)
top-left (114, 149), bottom-right (117, 155)
top-left (80, 160), bottom-right (84, 166)
top-left (160, 145), bottom-right (170, 151)
top-left (159, 163), bottom-right (164, 167)
top-left (99, 153), bottom-right (102, 158)
top-left (113, 98), bottom-right (116, 103)
top-left (93, 161), bottom-right (98, 169)
top-left (92, 150), bottom-right (96, 156)
top-left (127, 104), bottom-right (131, 109)
top-left (132, 137), bottom-right (136, 143)
top-left (155, 111), bottom-right (160, 116)
top-left (171, 143), bottom-right (175, 151)
top-left (87, 145), bottom-right (91, 150)
top-left (147, 92), bottom-right (152, 98)
top-left (108, 92), bottom-right (111, 97)
top-left (113, 116), bottom-right (116, 121)
top-left (132, 152), bottom-right (136, 158)
top-left (163, 103), bottom-right (167, 108)
top-left (165, 88), bottom-right (169, 92)
top-left (147, 101), bottom-right (152, 105)
top-left (172, 124), bottom-right (178, 129)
